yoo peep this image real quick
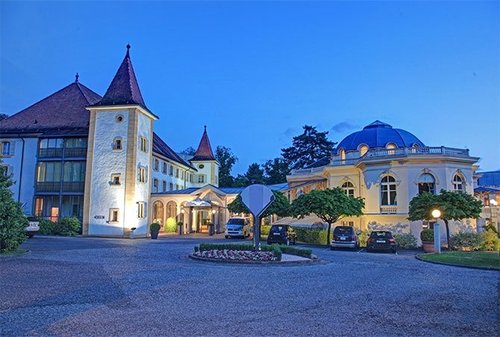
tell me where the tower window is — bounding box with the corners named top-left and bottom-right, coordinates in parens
top-left (198, 175), bottom-right (206, 184)
top-left (113, 138), bottom-right (122, 150)
top-left (139, 137), bottom-right (148, 152)
top-left (137, 202), bottom-right (146, 219)
top-left (109, 208), bottom-right (119, 223)
top-left (138, 166), bottom-right (147, 183)
top-left (110, 174), bottom-right (121, 185)
top-left (115, 115), bottom-right (124, 123)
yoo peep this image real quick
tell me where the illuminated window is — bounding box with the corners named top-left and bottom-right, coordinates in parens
top-left (109, 208), bottom-right (119, 223)
top-left (452, 174), bottom-right (464, 192)
top-left (386, 143), bottom-right (397, 155)
top-left (342, 181), bottom-right (355, 197)
top-left (381, 176), bottom-right (397, 206)
top-left (359, 144), bottom-right (369, 157)
top-left (139, 137), bottom-right (148, 152)
top-left (418, 173), bottom-right (435, 195)
top-left (339, 148), bottom-right (346, 161)
top-left (138, 166), bottom-right (147, 183)
top-left (137, 202), bottom-right (146, 219)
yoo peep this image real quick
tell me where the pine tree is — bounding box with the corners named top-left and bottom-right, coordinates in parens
top-left (281, 125), bottom-right (336, 170)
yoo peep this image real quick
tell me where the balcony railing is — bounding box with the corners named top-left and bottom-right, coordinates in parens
top-left (36, 181), bottom-right (84, 193)
top-left (290, 146), bottom-right (472, 176)
top-left (38, 147), bottom-right (87, 159)
top-left (36, 182), bottom-right (60, 193)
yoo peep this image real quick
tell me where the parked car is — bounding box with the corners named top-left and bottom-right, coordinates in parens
top-left (25, 217), bottom-right (40, 238)
top-left (224, 218), bottom-right (252, 239)
top-left (267, 224), bottom-right (296, 245)
top-left (366, 231), bottom-right (397, 253)
top-left (331, 226), bottom-right (359, 250)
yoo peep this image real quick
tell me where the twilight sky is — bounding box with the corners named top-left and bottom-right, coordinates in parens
top-left (1, 1), bottom-right (498, 174)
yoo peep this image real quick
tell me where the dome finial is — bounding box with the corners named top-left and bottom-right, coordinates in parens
top-left (75, 72), bottom-right (79, 83)
top-left (126, 44), bottom-right (131, 57)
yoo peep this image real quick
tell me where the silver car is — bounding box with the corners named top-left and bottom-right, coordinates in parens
top-left (224, 218), bottom-right (252, 239)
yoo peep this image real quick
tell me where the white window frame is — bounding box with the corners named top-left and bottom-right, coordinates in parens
top-left (452, 174), bottom-right (464, 192)
top-left (380, 176), bottom-right (397, 206)
top-left (342, 181), bottom-right (355, 197)
top-left (109, 208), bottom-right (120, 223)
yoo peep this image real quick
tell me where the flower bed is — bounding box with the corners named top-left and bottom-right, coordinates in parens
top-left (193, 249), bottom-right (278, 262)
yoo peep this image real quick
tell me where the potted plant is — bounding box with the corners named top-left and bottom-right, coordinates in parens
top-left (177, 222), bottom-right (183, 235)
top-left (150, 223), bottom-right (161, 239)
top-left (420, 228), bottom-right (434, 253)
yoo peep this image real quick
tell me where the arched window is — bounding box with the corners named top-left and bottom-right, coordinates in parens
top-left (359, 145), bottom-right (369, 157)
top-left (153, 201), bottom-right (164, 224)
top-left (386, 143), bottom-right (397, 155)
top-left (418, 173), bottom-right (435, 195)
top-left (342, 181), bottom-right (355, 197)
top-left (166, 201), bottom-right (177, 219)
top-left (452, 174), bottom-right (464, 192)
top-left (381, 176), bottom-right (397, 206)
top-left (339, 148), bottom-right (346, 161)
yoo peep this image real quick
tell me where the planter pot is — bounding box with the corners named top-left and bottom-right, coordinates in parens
top-left (422, 241), bottom-right (435, 253)
top-left (150, 230), bottom-right (159, 239)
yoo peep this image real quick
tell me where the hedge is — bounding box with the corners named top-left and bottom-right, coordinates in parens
top-left (292, 227), bottom-right (329, 245)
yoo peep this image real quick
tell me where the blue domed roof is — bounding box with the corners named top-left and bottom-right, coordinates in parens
top-left (336, 120), bottom-right (425, 154)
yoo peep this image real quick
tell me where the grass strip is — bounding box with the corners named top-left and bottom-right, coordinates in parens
top-left (419, 251), bottom-right (500, 270)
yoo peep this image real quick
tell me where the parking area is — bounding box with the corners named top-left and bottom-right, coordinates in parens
top-left (1, 236), bottom-right (498, 337)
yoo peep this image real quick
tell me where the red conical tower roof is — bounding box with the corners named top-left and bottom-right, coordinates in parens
top-left (93, 44), bottom-right (148, 110)
top-left (191, 126), bottom-right (216, 161)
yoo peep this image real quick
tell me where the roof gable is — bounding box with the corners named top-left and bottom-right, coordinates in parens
top-left (0, 80), bottom-right (101, 132)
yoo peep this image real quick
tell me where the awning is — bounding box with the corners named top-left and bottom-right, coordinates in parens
top-left (185, 197), bottom-right (212, 207)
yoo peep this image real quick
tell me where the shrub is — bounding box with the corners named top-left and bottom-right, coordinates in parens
top-left (38, 219), bottom-right (55, 235)
top-left (164, 218), bottom-right (177, 232)
top-left (0, 165), bottom-right (28, 253)
top-left (279, 245), bottom-right (312, 258)
top-left (482, 222), bottom-right (498, 234)
top-left (394, 233), bottom-right (418, 249)
top-left (450, 232), bottom-right (484, 251)
top-left (53, 217), bottom-right (81, 236)
top-left (261, 224), bottom-right (271, 236)
top-left (358, 231), bottom-right (369, 248)
top-left (292, 227), bottom-right (326, 244)
top-left (481, 230), bottom-right (500, 251)
top-left (420, 229), bottom-right (434, 242)
top-left (150, 223), bottom-right (161, 232)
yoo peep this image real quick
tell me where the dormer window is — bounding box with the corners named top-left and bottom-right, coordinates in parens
top-left (113, 137), bottom-right (123, 150)
top-left (339, 148), bottom-right (346, 161)
top-left (386, 143), bottom-right (397, 155)
top-left (359, 144), bottom-right (369, 157)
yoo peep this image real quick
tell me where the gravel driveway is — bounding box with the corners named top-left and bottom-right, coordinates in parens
top-left (1, 236), bottom-right (498, 337)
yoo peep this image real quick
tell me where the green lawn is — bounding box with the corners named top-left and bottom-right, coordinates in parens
top-left (420, 251), bottom-right (500, 270)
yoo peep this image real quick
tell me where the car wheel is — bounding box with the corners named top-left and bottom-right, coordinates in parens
top-left (392, 248), bottom-right (397, 254)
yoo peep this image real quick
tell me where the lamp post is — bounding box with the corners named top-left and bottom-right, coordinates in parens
top-left (431, 209), bottom-right (441, 253)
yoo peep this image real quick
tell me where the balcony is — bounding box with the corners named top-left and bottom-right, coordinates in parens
top-left (38, 147), bottom-right (87, 159)
top-left (36, 182), bottom-right (60, 193)
top-left (62, 182), bottom-right (84, 192)
top-left (380, 205), bottom-right (398, 214)
top-left (35, 181), bottom-right (84, 193)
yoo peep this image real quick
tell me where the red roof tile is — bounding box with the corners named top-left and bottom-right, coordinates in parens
top-left (0, 81), bottom-right (101, 133)
top-left (92, 45), bottom-right (149, 111)
top-left (191, 126), bottom-right (216, 161)
top-left (153, 133), bottom-right (195, 169)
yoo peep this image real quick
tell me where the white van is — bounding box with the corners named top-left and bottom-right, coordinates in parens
top-left (224, 218), bottom-right (252, 239)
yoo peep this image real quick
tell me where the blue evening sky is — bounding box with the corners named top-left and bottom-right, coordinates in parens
top-left (1, 1), bottom-right (498, 174)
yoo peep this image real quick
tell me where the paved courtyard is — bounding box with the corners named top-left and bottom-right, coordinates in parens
top-left (1, 236), bottom-right (498, 337)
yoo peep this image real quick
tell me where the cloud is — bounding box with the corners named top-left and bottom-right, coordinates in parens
top-left (330, 122), bottom-right (358, 133)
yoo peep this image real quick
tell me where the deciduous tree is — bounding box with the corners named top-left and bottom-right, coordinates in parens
top-left (215, 146), bottom-right (238, 187)
top-left (263, 158), bottom-right (290, 185)
top-left (291, 188), bottom-right (364, 245)
top-left (408, 190), bottom-right (483, 247)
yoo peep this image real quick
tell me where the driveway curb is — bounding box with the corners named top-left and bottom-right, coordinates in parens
top-left (415, 254), bottom-right (500, 271)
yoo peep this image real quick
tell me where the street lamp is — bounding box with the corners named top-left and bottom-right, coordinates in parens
top-left (432, 209), bottom-right (441, 253)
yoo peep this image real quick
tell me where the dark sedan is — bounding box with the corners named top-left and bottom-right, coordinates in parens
top-left (366, 231), bottom-right (397, 253)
